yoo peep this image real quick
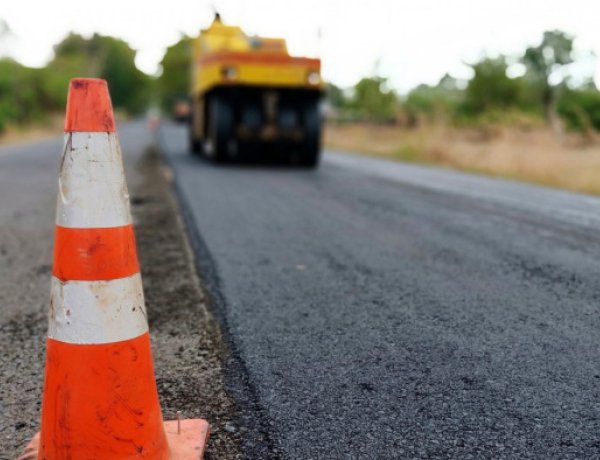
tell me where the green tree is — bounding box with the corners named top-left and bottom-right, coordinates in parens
top-left (558, 84), bottom-right (600, 132)
top-left (96, 35), bottom-right (151, 113)
top-left (41, 33), bottom-right (97, 111)
top-left (0, 32), bottom-right (152, 132)
top-left (462, 56), bottom-right (525, 115)
top-left (158, 36), bottom-right (192, 111)
top-left (326, 82), bottom-right (348, 110)
top-left (0, 59), bottom-right (44, 131)
top-left (352, 76), bottom-right (397, 122)
top-left (45, 33), bottom-right (151, 114)
top-left (521, 30), bottom-right (574, 121)
top-left (404, 74), bottom-right (463, 124)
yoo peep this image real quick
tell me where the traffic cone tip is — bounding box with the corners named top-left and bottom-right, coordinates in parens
top-left (64, 78), bottom-right (116, 133)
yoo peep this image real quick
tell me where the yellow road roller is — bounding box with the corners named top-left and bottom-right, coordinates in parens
top-left (189, 14), bottom-right (324, 166)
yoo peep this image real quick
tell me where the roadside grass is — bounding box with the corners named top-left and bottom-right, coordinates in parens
top-left (0, 111), bottom-right (131, 145)
top-left (0, 115), bottom-right (64, 145)
top-left (325, 122), bottom-right (600, 195)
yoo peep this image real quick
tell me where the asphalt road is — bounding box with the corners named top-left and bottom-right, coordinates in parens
top-left (159, 122), bottom-right (600, 459)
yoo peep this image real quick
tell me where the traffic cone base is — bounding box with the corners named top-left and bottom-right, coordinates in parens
top-left (39, 333), bottom-right (169, 457)
top-left (21, 79), bottom-right (210, 459)
top-left (19, 420), bottom-right (210, 460)
top-left (163, 419), bottom-right (211, 459)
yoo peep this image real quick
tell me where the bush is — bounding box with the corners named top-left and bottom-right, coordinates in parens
top-left (0, 59), bottom-right (47, 132)
top-left (461, 57), bottom-right (528, 116)
top-left (351, 76), bottom-right (398, 122)
top-left (158, 36), bottom-right (192, 112)
top-left (0, 32), bottom-right (153, 133)
top-left (404, 81), bottom-right (462, 124)
top-left (558, 88), bottom-right (600, 132)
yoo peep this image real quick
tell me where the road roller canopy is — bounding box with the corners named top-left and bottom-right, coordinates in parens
top-left (196, 14), bottom-right (288, 56)
top-left (191, 14), bottom-right (323, 95)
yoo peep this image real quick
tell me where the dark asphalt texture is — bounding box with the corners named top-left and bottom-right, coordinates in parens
top-left (159, 121), bottom-right (600, 459)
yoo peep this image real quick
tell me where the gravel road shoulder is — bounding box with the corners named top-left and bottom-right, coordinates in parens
top-left (133, 147), bottom-right (242, 459)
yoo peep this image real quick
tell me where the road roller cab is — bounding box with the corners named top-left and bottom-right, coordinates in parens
top-left (189, 14), bottom-right (324, 167)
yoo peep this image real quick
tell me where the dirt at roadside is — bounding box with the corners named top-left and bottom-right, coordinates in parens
top-left (325, 122), bottom-right (600, 195)
top-left (0, 146), bottom-right (242, 459)
top-left (129, 147), bottom-right (243, 459)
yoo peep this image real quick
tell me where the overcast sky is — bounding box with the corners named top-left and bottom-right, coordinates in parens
top-left (1, 0), bottom-right (598, 92)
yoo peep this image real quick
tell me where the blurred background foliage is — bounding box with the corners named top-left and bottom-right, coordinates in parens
top-left (0, 26), bottom-right (598, 135)
top-left (328, 30), bottom-right (600, 134)
top-left (0, 32), bottom-right (152, 132)
top-left (158, 35), bottom-right (192, 112)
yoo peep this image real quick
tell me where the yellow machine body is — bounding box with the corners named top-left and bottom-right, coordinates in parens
top-left (188, 15), bottom-right (324, 167)
top-left (191, 17), bottom-right (323, 95)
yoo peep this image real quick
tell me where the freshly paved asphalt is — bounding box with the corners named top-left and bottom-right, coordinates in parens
top-left (159, 122), bottom-right (600, 459)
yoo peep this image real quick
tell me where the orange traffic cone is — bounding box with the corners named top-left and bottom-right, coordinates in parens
top-left (20, 78), bottom-right (209, 459)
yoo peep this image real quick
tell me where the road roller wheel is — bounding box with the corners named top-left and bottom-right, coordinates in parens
top-left (206, 94), bottom-right (235, 163)
top-left (188, 117), bottom-right (202, 155)
top-left (300, 100), bottom-right (321, 168)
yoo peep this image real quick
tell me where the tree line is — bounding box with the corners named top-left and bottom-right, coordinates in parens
top-left (0, 31), bottom-right (152, 132)
top-left (328, 31), bottom-right (600, 133)
top-left (0, 28), bottom-right (598, 134)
